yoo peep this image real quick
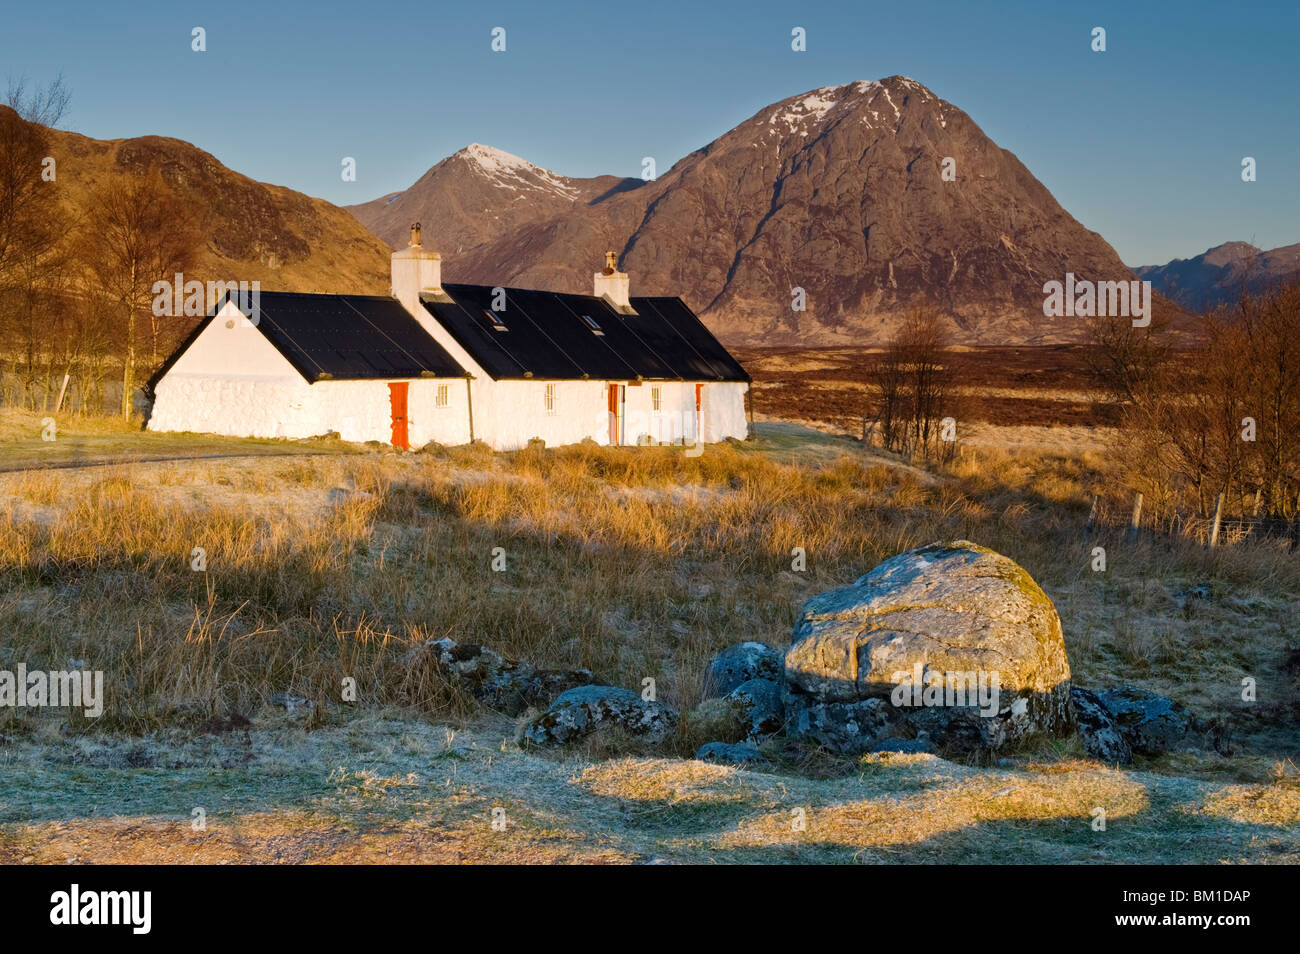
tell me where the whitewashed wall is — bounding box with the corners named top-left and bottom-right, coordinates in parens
top-left (311, 378), bottom-right (471, 447)
top-left (473, 379), bottom-right (608, 450)
top-left (148, 302), bottom-right (315, 438)
top-left (702, 381), bottom-right (749, 443)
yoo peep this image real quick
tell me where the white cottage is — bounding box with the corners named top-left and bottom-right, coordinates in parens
top-left (148, 229), bottom-right (750, 451)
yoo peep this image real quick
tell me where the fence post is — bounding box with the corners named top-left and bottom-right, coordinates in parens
top-left (1126, 492), bottom-right (1143, 544)
top-left (1084, 494), bottom-right (1100, 539)
top-left (1209, 492), bottom-right (1225, 548)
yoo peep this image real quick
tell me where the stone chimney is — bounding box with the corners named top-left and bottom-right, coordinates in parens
top-left (593, 250), bottom-right (635, 314)
top-left (391, 222), bottom-right (442, 313)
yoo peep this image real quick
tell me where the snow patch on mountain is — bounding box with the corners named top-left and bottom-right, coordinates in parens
top-left (459, 143), bottom-right (580, 199)
top-left (769, 88), bottom-right (843, 128)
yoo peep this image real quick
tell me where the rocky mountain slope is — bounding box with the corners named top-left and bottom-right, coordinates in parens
top-left (348, 143), bottom-right (639, 257)
top-left (349, 77), bottom-right (1141, 346)
top-left (1135, 241), bottom-right (1300, 312)
top-left (23, 107), bottom-right (392, 295)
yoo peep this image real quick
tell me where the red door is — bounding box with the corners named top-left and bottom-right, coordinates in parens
top-left (695, 383), bottom-right (703, 444)
top-left (388, 382), bottom-right (409, 450)
top-left (607, 384), bottom-right (620, 445)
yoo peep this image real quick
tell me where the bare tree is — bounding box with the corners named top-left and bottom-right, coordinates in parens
top-left (1100, 283), bottom-right (1300, 530)
top-left (870, 308), bottom-right (955, 463)
top-left (6, 73), bottom-right (72, 128)
top-left (81, 173), bottom-right (201, 419)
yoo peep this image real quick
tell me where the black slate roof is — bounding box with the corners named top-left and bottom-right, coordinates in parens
top-left (151, 291), bottom-right (468, 387)
top-left (422, 285), bottom-right (749, 382)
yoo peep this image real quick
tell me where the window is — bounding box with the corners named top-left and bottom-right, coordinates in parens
top-left (435, 384), bottom-right (449, 408)
top-left (483, 308), bottom-right (507, 331)
top-left (544, 383), bottom-right (557, 415)
top-left (581, 314), bottom-right (604, 335)
top-left (651, 385), bottom-right (662, 412)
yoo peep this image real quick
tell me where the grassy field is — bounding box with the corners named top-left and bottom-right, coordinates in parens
top-left (0, 412), bottom-right (1296, 863)
top-left (0, 407), bottom-right (359, 470)
top-left (735, 345), bottom-right (1123, 450)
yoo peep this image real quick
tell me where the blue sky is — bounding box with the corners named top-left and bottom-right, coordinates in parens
top-left (3, 0), bottom-right (1296, 266)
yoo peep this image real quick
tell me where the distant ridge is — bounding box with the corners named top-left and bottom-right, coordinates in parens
top-left (1135, 241), bottom-right (1300, 311)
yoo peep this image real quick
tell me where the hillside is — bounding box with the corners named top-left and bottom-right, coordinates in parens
top-left (24, 106), bottom-right (392, 295)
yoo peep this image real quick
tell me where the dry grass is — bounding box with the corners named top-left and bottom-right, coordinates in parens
top-left (0, 418), bottom-right (1296, 863)
top-left (1, 424), bottom-right (1296, 744)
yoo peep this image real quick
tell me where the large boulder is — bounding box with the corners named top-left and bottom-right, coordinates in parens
top-left (703, 642), bottom-right (782, 699)
top-left (1093, 686), bottom-right (1195, 757)
top-left (784, 541), bottom-right (1073, 753)
top-left (522, 686), bottom-right (677, 746)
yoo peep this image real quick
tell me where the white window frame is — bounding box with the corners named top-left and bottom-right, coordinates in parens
top-left (435, 383), bottom-right (449, 409)
top-left (544, 382), bottom-right (557, 415)
top-left (651, 385), bottom-right (662, 412)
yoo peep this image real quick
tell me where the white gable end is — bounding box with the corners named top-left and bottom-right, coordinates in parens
top-left (149, 301), bottom-right (316, 438)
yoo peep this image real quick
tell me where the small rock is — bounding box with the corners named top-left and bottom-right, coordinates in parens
top-left (1071, 686), bottom-right (1133, 763)
top-left (695, 741), bottom-right (768, 765)
top-left (411, 637), bottom-right (593, 716)
top-left (199, 713), bottom-right (252, 735)
top-left (727, 678), bottom-right (785, 737)
top-left (703, 642), bottom-right (782, 699)
top-left (784, 695), bottom-right (901, 754)
top-left (523, 685), bottom-right (677, 746)
top-left (1094, 686), bottom-right (1194, 757)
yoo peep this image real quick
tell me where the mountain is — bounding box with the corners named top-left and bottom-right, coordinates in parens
top-left (1135, 242), bottom-right (1300, 312)
top-left (348, 143), bottom-right (639, 255)
top-left (348, 77), bottom-right (1142, 346)
top-left (20, 106), bottom-right (391, 294)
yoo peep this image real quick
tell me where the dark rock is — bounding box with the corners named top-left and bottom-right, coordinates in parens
top-left (523, 686), bottom-right (677, 746)
top-left (695, 741), bottom-right (768, 765)
top-left (784, 695), bottom-right (901, 754)
top-left (412, 637), bottom-right (593, 716)
top-left (727, 678), bottom-right (785, 737)
top-left (1094, 686), bottom-right (1194, 757)
top-left (1070, 686), bottom-right (1133, 763)
top-left (703, 642), bottom-right (782, 699)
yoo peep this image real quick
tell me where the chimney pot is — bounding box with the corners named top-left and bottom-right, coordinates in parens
top-left (392, 227), bottom-right (441, 312)
top-left (594, 250), bottom-right (635, 314)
